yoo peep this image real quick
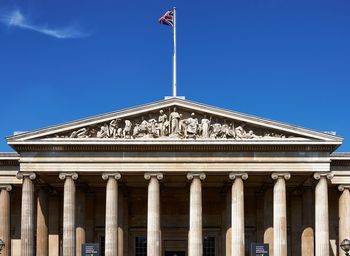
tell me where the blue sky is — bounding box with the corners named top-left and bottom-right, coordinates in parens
top-left (0, 0), bottom-right (349, 152)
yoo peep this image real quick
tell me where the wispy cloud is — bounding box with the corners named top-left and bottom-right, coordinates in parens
top-left (0, 10), bottom-right (90, 39)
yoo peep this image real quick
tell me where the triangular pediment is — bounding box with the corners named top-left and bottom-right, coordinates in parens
top-left (7, 98), bottom-right (343, 145)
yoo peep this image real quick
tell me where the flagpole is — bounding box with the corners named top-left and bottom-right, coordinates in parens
top-left (173, 7), bottom-right (177, 97)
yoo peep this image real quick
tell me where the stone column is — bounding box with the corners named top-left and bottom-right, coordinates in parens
top-left (0, 185), bottom-right (12, 256)
top-left (102, 173), bottom-right (121, 256)
top-left (36, 187), bottom-right (49, 256)
top-left (338, 185), bottom-right (350, 256)
top-left (229, 173), bottom-right (248, 256)
top-left (301, 185), bottom-right (314, 256)
top-left (17, 172), bottom-right (36, 256)
top-left (59, 172), bottom-right (78, 256)
top-left (187, 173), bottom-right (206, 256)
top-left (271, 173), bottom-right (290, 256)
top-left (144, 173), bottom-right (163, 256)
top-left (313, 172), bottom-right (332, 256)
top-left (76, 188), bottom-right (86, 256)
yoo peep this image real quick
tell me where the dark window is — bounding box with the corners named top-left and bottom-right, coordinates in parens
top-left (100, 235), bottom-right (105, 256)
top-left (203, 236), bottom-right (215, 256)
top-left (135, 236), bottom-right (147, 256)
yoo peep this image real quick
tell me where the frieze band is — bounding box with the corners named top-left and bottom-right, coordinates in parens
top-left (53, 107), bottom-right (303, 141)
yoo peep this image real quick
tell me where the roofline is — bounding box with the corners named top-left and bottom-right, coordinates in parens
top-left (6, 97), bottom-right (344, 143)
top-left (7, 98), bottom-right (168, 141)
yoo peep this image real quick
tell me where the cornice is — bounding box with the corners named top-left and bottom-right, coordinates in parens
top-left (9, 143), bottom-right (338, 153)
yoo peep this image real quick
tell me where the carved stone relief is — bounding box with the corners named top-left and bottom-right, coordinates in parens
top-left (52, 107), bottom-right (304, 140)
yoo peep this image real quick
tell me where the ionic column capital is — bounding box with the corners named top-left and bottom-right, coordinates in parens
top-left (229, 172), bottom-right (248, 180)
top-left (187, 172), bottom-right (206, 181)
top-left (0, 184), bottom-right (12, 191)
top-left (313, 172), bottom-right (333, 180)
top-left (144, 173), bottom-right (163, 180)
top-left (271, 172), bottom-right (291, 180)
top-left (102, 172), bottom-right (122, 181)
top-left (338, 185), bottom-right (350, 192)
top-left (16, 172), bottom-right (36, 180)
top-left (59, 172), bottom-right (78, 180)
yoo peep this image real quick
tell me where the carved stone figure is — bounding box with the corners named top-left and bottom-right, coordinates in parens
top-left (97, 124), bottom-right (109, 138)
top-left (147, 118), bottom-right (158, 137)
top-left (200, 116), bottom-right (211, 138)
top-left (89, 128), bottom-right (97, 138)
top-left (108, 119), bottom-right (121, 139)
top-left (221, 124), bottom-right (231, 138)
top-left (169, 107), bottom-right (181, 135)
top-left (210, 123), bottom-right (222, 138)
top-left (139, 119), bottom-right (149, 134)
top-left (235, 123), bottom-right (247, 140)
top-left (246, 130), bottom-right (257, 139)
top-left (157, 110), bottom-right (168, 137)
top-left (123, 120), bottom-right (132, 138)
top-left (184, 113), bottom-right (199, 138)
top-left (70, 128), bottom-right (89, 138)
top-left (54, 107), bottom-right (300, 141)
top-left (133, 123), bottom-right (141, 138)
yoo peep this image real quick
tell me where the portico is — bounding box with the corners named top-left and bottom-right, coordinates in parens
top-left (0, 97), bottom-right (349, 256)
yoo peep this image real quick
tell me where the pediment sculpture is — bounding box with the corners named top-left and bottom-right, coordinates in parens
top-left (52, 107), bottom-right (305, 140)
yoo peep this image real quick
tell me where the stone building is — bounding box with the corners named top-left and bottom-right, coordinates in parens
top-left (0, 97), bottom-right (349, 256)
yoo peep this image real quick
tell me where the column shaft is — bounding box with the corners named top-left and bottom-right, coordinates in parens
top-left (272, 173), bottom-right (289, 256)
top-left (188, 176), bottom-right (203, 256)
top-left (339, 186), bottom-right (350, 256)
top-left (315, 176), bottom-right (329, 256)
top-left (147, 177), bottom-right (161, 256)
top-left (36, 188), bottom-right (49, 256)
top-left (231, 177), bottom-right (245, 256)
top-left (0, 186), bottom-right (11, 256)
top-left (21, 176), bottom-right (35, 256)
top-left (103, 173), bottom-right (121, 256)
top-left (76, 189), bottom-right (86, 256)
top-left (63, 176), bottom-right (76, 256)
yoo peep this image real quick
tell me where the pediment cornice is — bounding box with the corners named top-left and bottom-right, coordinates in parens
top-left (7, 98), bottom-right (343, 150)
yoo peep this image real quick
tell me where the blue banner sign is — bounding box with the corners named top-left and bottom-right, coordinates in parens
top-left (82, 243), bottom-right (100, 256)
top-left (251, 243), bottom-right (269, 256)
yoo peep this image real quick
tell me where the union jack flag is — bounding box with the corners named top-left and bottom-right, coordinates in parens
top-left (159, 10), bottom-right (174, 27)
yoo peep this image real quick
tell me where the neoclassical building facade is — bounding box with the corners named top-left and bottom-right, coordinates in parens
top-left (0, 97), bottom-right (349, 256)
